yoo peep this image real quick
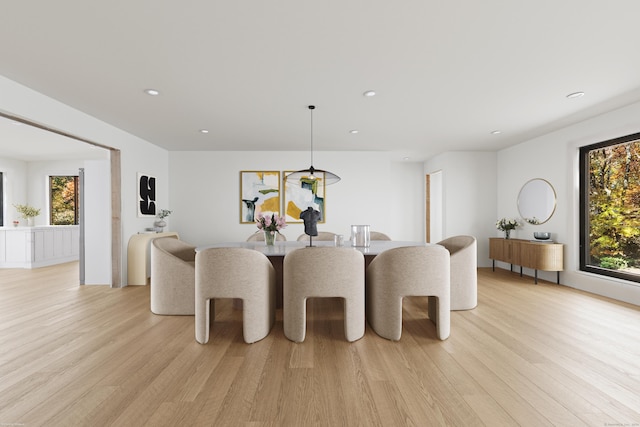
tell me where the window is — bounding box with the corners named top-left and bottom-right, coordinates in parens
top-left (49, 175), bottom-right (79, 225)
top-left (580, 133), bottom-right (640, 283)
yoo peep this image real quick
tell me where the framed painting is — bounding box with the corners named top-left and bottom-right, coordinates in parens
top-left (283, 170), bottom-right (326, 223)
top-left (137, 172), bottom-right (156, 217)
top-left (240, 171), bottom-right (281, 223)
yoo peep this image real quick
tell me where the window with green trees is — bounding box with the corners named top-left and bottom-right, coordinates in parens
top-left (580, 132), bottom-right (640, 283)
top-left (49, 175), bottom-right (79, 225)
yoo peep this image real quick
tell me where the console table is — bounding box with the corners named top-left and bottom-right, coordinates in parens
top-left (127, 232), bottom-right (179, 285)
top-left (489, 238), bottom-right (564, 284)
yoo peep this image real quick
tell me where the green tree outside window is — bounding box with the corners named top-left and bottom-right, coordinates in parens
top-left (50, 176), bottom-right (79, 225)
top-left (582, 136), bottom-right (640, 282)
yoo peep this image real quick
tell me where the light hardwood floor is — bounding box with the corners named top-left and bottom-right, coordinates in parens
top-left (0, 262), bottom-right (639, 426)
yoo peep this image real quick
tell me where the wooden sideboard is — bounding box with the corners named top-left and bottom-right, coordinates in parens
top-left (489, 238), bottom-right (564, 284)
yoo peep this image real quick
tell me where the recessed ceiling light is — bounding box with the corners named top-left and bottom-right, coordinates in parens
top-left (491, 130), bottom-right (502, 135)
top-left (349, 130), bottom-right (359, 134)
top-left (11, 121), bottom-right (22, 126)
top-left (363, 90), bottom-right (376, 97)
top-left (566, 91), bottom-right (585, 99)
top-left (199, 129), bottom-right (209, 134)
top-left (144, 89), bottom-right (160, 96)
top-left (402, 157), bottom-right (410, 161)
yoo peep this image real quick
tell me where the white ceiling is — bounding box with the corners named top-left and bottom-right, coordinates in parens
top-left (2, 1), bottom-right (640, 161)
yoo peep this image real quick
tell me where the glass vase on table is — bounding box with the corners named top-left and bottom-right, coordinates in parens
top-left (264, 231), bottom-right (276, 246)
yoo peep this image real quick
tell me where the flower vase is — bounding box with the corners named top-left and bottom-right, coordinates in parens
top-left (264, 231), bottom-right (275, 246)
top-left (504, 229), bottom-right (511, 239)
top-left (26, 217), bottom-right (34, 227)
top-left (154, 220), bottom-right (166, 232)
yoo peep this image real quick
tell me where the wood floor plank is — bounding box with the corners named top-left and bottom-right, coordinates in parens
top-left (0, 263), bottom-right (639, 426)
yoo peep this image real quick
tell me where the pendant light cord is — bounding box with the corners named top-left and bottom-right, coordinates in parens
top-left (309, 105), bottom-right (315, 167)
top-left (285, 104), bottom-right (339, 184)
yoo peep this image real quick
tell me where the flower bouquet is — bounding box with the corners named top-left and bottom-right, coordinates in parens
top-left (496, 217), bottom-right (519, 239)
top-left (13, 204), bottom-right (41, 226)
top-left (157, 209), bottom-right (172, 219)
top-left (155, 209), bottom-right (172, 231)
top-left (256, 213), bottom-right (286, 245)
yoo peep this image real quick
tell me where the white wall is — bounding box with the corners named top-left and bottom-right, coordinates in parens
top-left (428, 170), bottom-right (443, 243)
top-left (168, 151), bottom-right (425, 247)
top-left (497, 101), bottom-right (640, 305)
top-left (424, 151), bottom-right (497, 267)
top-left (0, 157), bottom-right (27, 224)
top-left (0, 75), bottom-right (169, 286)
top-left (84, 160), bottom-right (112, 285)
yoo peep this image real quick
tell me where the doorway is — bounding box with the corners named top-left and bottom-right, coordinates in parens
top-left (0, 111), bottom-right (122, 287)
top-left (426, 170), bottom-right (443, 243)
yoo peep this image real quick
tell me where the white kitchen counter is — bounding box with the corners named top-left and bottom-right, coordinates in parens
top-left (0, 225), bottom-right (79, 268)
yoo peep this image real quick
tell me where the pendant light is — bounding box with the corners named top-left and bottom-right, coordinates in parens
top-left (286, 105), bottom-right (341, 185)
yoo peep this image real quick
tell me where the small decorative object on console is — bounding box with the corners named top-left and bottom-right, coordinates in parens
top-left (496, 218), bottom-right (519, 239)
top-left (154, 209), bottom-right (172, 232)
top-left (533, 231), bottom-right (551, 241)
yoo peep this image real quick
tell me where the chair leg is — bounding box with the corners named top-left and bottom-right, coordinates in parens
top-left (284, 296), bottom-right (307, 342)
top-left (429, 295), bottom-right (450, 340)
top-left (369, 295), bottom-right (403, 341)
top-left (242, 297), bottom-right (275, 344)
top-left (427, 296), bottom-right (436, 323)
top-left (196, 297), bottom-right (214, 344)
top-left (343, 297), bottom-right (365, 342)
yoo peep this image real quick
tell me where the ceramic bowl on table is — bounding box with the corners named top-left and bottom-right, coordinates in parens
top-left (533, 232), bottom-right (551, 240)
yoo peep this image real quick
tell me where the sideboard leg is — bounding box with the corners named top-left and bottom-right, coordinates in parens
top-left (534, 270), bottom-right (538, 284)
top-left (557, 271), bottom-right (560, 284)
top-left (520, 266), bottom-right (523, 277)
top-left (492, 260), bottom-right (495, 272)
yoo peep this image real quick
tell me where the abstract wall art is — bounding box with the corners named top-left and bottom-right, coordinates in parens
top-left (138, 173), bottom-right (156, 217)
top-left (240, 171), bottom-right (281, 223)
top-left (283, 170), bottom-right (325, 223)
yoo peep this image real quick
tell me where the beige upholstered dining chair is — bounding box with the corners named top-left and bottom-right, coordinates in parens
top-left (195, 248), bottom-right (275, 344)
top-left (283, 247), bottom-right (365, 342)
top-left (150, 237), bottom-right (196, 315)
top-left (366, 245), bottom-right (450, 340)
top-left (369, 231), bottom-right (392, 240)
top-left (296, 231), bottom-right (337, 243)
top-left (437, 235), bottom-right (477, 310)
top-left (246, 232), bottom-right (286, 242)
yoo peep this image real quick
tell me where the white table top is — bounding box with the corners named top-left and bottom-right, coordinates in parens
top-left (197, 240), bottom-right (428, 256)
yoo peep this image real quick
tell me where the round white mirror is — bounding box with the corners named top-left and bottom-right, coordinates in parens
top-left (517, 178), bottom-right (556, 225)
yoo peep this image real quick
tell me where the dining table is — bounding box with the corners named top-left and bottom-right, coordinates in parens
top-left (197, 240), bottom-right (428, 308)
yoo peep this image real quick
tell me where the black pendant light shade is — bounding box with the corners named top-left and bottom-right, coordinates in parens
top-left (285, 105), bottom-right (341, 185)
